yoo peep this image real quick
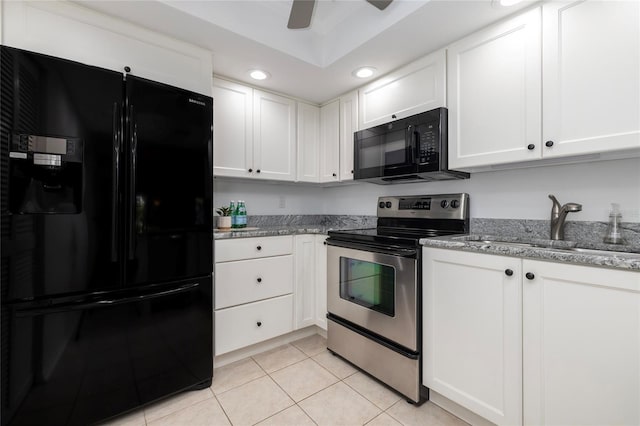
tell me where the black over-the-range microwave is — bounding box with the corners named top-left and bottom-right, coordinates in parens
top-left (353, 108), bottom-right (469, 184)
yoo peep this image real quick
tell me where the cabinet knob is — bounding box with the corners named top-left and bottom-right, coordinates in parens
top-left (332, 173), bottom-right (337, 177)
top-left (527, 144), bottom-right (535, 150)
top-left (525, 272), bottom-right (535, 280)
top-left (351, 170), bottom-right (354, 174)
top-left (248, 168), bottom-right (253, 172)
top-left (505, 269), bottom-right (514, 276)
top-left (392, 114), bottom-right (397, 119)
top-left (124, 66), bottom-right (131, 73)
top-left (257, 321), bottom-right (262, 327)
top-left (257, 277), bottom-right (262, 283)
top-left (256, 169), bottom-right (261, 173)
top-left (256, 245), bottom-right (262, 251)
top-left (323, 241), bottom-right (327, 245)
top-left (545, 140), bottom-right (554, 147)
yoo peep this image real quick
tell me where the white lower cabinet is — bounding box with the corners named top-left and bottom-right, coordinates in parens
top-left (423, 247), bottom-right (640, 426)
top-left (423, 249), bottom-right (522, 426)
top-left (522, 260), bottom-right (640, 426)
top-left (215, 236), bottom-right (294, 355)
top-left (293, 234), bottom-right (328, 331)
top-left (294, 235), bottom-right (317, 328)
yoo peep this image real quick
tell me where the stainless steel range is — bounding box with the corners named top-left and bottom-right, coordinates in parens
top-left (326, 193), bottom-right (469, 403)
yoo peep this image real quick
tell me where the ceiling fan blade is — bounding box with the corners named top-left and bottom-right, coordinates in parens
top-left (366, 0), bottom-right (393, 11)
top-left (288, 0), bottom-right (316, 29)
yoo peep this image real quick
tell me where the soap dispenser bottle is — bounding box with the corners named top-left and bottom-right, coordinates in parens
top-left (603, 203), bottom-right (625, 244)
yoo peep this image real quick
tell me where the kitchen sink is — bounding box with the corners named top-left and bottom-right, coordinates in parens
top-left (561, 247), bottom-right (640, 259)
top-left (456, 235), bottom-right (640, 260)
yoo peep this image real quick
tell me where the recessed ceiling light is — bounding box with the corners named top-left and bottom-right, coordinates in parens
top-left (499, 0), bottom-right (524, 6)
top-left (352, 67), bottom-right (376, 79)
top-left (249, 69), bottom-right (270, 80)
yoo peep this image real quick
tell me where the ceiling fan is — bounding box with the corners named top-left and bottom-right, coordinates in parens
top-left (288, 0), bottom-right (393, 29)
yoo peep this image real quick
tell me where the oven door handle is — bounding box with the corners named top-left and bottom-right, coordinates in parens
top-left (326, 239), bottom-right (418, 258)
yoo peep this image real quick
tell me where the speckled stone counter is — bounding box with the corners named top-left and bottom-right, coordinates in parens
top-left (214, 215), bottom-right (376, 240)
top-left (422, 219), bottom-right (640, 271)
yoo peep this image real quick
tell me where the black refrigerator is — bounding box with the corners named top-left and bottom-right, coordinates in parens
top-left (0, 46), bottom-right (213, 425)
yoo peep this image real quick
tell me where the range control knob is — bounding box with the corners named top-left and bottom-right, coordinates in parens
top-left (379, 201), bottom-right (385, 208)
top-left (440, 200), bottom-right (448, 208)
top-left (385, 202), bottom-right (392, 208)
top-left (451, 200), bottom-right (460, 209)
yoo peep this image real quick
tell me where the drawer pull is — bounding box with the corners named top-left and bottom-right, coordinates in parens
top-left (257, 277), bottom-right (262, 283)
top-left (257, 321), bottom-right (262, 327)
top-left (256, 245), bottom-right (262, 251)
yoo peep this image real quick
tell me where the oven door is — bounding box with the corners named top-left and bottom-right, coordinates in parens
top-left (327, 242), bottom-right (418, 351)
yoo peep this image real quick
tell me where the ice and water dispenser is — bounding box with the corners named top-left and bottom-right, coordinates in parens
top-left (9, 134), bottom-right (83, 214)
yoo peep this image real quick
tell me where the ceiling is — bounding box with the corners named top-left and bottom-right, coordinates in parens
top-left (78, 0), bottom-right (537, 104)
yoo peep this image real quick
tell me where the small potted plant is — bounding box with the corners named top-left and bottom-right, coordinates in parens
top-left (216, 206), bottom-right (232, 230)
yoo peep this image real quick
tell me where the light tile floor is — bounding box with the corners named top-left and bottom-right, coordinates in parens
top-left (104, 334), bottom-right (468, 426)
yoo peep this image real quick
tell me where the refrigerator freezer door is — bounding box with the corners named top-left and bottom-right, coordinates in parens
top-left (0, 46), bottom-right (124, 301)
top-left (1, 276), bottom-right (213, 426)
top-left (124, 76), bottom-right (213, 286)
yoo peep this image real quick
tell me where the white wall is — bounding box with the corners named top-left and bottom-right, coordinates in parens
top-left (215, 157), bottom-right (640, 222)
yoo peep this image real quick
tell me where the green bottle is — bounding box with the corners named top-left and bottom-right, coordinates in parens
top-left (229, 201), bottom-right (237, 229)
top-left (238, 200), bottom-right (247, 228)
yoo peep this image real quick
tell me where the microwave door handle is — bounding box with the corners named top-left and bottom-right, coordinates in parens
top-left (407, 125), bottom-right (420, 164)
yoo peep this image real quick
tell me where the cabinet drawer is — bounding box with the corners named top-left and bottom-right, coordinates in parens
top-left (215, 255), bottom-right (293, 309)
top-left (215, 236), bottom-right (293, 262)
top-left (215, 294), bottom-right (293, 355)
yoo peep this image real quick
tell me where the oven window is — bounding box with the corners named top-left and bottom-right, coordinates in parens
top-left (339, 257), bottom-right (395, 317)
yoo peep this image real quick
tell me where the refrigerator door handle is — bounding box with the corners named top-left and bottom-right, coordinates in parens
top-left (128, 105), bottom-right (137, 260)
top-left (14, 282), bottom-right (201, 317)
top-left (111, 102), bottom-right (121, 262)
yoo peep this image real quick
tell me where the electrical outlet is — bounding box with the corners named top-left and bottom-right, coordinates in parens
top-left (278, 196), bottom-right (286, 209)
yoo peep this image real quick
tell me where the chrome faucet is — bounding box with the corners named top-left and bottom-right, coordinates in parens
top-left (549, 194), bottom-right (582, 240)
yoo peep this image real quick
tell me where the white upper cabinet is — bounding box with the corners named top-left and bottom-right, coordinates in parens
top-left (359, 49), bottom-right (446, 129)
top-left (339, 91), bottom-right (358, 181)
top-left (449, 1), bottom-right (640, 170)
top-left (214, 82), bottom-right (297, 182)
top-left (213, 79), bottom-right (254, 178)
top-left (448, 8), bottom-right (542, 170)
top-left (2, 0), bottom-right (212, 95)
top-left (320, 100), bottom-right (340, 183)
top-left (297, 102), bottom-right (320, 183)
top-left (542, 0), bottom-right (640, 157)
top-left (253, 90), bottom-right (297, 181)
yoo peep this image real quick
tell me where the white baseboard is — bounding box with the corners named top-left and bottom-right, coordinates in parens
top-left (214, 326), bottom-right (322, 368)
top-left (430, 390), bottom-right (496, 426)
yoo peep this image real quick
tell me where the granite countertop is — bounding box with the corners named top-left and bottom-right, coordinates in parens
top-left (420, 234), bottom-right (640, 271)
top-left (214, 225), bottom-right (331, 239)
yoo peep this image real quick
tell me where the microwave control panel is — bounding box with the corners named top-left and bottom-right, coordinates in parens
top-left (417, 122), bottom-right (440, 164)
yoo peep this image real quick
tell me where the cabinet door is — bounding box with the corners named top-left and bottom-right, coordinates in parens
top-left (320, 100), bottom-right (340, 183)
top-left (294, 235), bottom-right (316, 329)
top-left (253, 90), bottom-right (297, 181)
top-left (213, 79), bottom-right (254, 178)
top-left (358, 50), bottom-right (446, 129)
top-left (522, 260), bottom-right (640, 426)
top-left (423, 248), bottom-right (522, 426)
top-left (315, 235), bottom-right (328, 330)
top-left (339, 91), bottom-right (358, 181)
top-left (542, 1), bottom-right (640, 157)
top-left (448, 8), bottom-right (541, 170)
top-left (297, 102), bottom-right (320, 183)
